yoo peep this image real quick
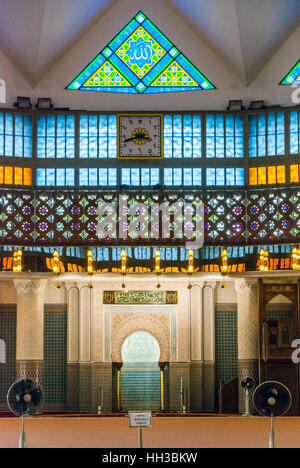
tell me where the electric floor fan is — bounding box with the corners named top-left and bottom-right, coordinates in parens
top-left (253, 381), bottom-right (292, 448)
top-left (7, 378), bottom-right (43, 448)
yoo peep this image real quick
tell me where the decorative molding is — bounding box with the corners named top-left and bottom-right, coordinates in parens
top-left (16, 360), bottom-right (43, 385)
top-left (104, 290), bottom-right (178, 305)
top-left (13, 279), bottom-right (47, 296)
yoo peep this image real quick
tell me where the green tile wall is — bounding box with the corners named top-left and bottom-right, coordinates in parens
top-left (215, 305), bottom-right (238, 389)
top-left (44, 310), bottom-right (67, 404)
top-left (0, 306), bottom-right (16, 405)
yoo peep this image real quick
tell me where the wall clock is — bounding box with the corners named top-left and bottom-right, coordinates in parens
top-left (117, 113), bottom-right (163, 159)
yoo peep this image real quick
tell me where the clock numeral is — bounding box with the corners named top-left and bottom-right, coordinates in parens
top-left (138, 120), bottom-right (143, 124)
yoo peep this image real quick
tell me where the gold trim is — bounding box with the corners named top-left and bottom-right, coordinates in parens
top-left (160, 369), bottom-right (165, 412)
top-left (117, 113), bottom-right (164, 160)
top-left (103, 290), bottom-right (178, 305)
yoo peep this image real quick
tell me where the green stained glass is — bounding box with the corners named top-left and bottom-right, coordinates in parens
top-left (281, 59), bottom-right (300, 85)
top-left (66, 11), bottom-right (215, 94)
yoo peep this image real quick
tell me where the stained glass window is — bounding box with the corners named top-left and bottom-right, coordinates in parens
top-left (121, 168), bottom-right (159, 186)
top-left (206, 168), bottom-right (244, 186)
top-left (0, 166), bottom-right (32, 185)
top-left (37, 115), bottom-right (75, 158)
top-left (36, 168), bottom-right (75, 186)
top-left (290, 111), bottom-right (300, 154)
top-left (281, 59), bottom-right (300, 85)
top-left (79, 168), bottom-right (117, 186)
top-left (0, 112), bottom-right (32, 158)
top-left (206, 115), bottom-right (244, 158)
top-left (67, 11), bottom-right (215, 94)
top-left (79, 115), bottom-right (117, 158)
top-left (164, 115), bottom-right (201, 158)
top-left (164, 168), bottom-right (202, 185)
top-left (249, 165), bottom-right (286, 185)
top-left (290, 164), bottom-right (300, 183)
top-left (249, 112), bottom-right (285, 157)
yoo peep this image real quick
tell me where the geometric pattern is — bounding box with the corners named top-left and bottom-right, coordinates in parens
top-left (280, 59), bottom-right (300, 85)
top-left (2, 187), bottom-right (300, 246)
top-left (151, 61), bottom-right (198, 88)
top-left (67, 11), bottom-right (215, 94)
top-left (83, 61), bottom-right (131, 87)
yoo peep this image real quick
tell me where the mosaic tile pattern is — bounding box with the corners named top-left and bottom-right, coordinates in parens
top-left (44, 311), bottom-right (67, 404)
top-left (215, 306), bottom-right (238, 387)
top-left (0, 307), bottom-right (16, 405)
top-left (281, 59), bottom-right (300, 85)
top-left (67, 11), bottom-right (215, 94)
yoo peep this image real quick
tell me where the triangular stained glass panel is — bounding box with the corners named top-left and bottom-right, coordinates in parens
top-left (67, 11), bottom-right (215, 94)
top-left (280, 59), bottom-right (300, 85)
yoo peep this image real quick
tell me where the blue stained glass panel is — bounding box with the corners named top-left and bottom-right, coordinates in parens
top-left (249, 112), bottom-right (285, 157)
top-left (206, 115), bottom-right (243, 158)
top-left (90, 168), bottom-right (98, 185)
top-left (122, 169), bottom-right (130, 185)
top-left (79, 168), bottom-right (88, 185)
top-left (67, 11), bottom-right (215, 94)
top-left (290, 111), bottom-right (300, 154)
top-left (36, 169), bottom-right (46, 186)
top-left (5, 113), bottom-right (13, 157)
top-left (163, 114), bottom-right (201, 158)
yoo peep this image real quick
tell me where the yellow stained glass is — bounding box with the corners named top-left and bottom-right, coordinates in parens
top-left (14, 167), bottom-right (23, 185)
top-left (151, 61), bottom-right (198, 87)
top-left (83, 61), bottom-right (131, 87)
top-left (276, 165), bottom-right (285, 184)
top-left (23, 168), bottom-right (32, 186)
top-left (268, 166), bottom-right (276, 184)
top-left (290, 164), bottom-right (299, 183)
top-left (0, 166), bottom-right (3, 185)
top-left (4, 166), bottom-right (13, 184)
top-left (249, 168), bottom-right (257, 185)
top-left (258, 167), bottom-right (266, 185)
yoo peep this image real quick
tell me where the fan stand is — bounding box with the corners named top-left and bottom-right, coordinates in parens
top-left (242, 388), bottom-right (252, 417)
top-left (19, 412), bottom-right (27, 449)
top-left (269, 412), bottom-right (276, 449)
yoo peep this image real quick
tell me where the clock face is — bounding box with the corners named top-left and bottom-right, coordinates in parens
top-left (118, 114), bottom-right (163, 159)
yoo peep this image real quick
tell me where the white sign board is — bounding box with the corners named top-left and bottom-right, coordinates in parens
top-left (129, 412), bottom-right (152, 428)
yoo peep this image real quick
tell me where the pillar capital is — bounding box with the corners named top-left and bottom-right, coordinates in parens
top-left (13, 279), bottom-right (47, 296)
top-left (203, 280), bottom-right (217, 289)
top-left (235, 278), bottom-right (258, 294)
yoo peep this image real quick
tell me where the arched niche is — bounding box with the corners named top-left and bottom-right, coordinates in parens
top-left (111, 314), bottom-right (170, 363)
top-left (266, 294), bottom-right (295, 321)
top-left (122, 331), bottom-right (160, 364)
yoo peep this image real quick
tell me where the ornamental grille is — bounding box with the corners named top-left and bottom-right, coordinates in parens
top-left (0, 188), bottom-right (299, 246)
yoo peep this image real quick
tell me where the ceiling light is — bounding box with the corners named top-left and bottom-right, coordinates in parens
top-left (249, 100), bottom-right (265, 110)
top-left (227, 100), bottom-right (244, 112)
top-left (14, 96), bottom-right (32, 110)
top-left (35, 98), bottom-right (54, 110)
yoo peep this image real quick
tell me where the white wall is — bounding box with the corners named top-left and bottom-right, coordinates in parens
top-left (0, 0), bottom-right (298, 111)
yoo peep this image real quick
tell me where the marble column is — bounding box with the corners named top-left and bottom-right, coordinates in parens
top-left (202, 281), bottom-right (216, 412)
top-left (13, 279), bottom-right (47, 384)
top-left (236, 279), bottom-right (259, 413)
top-left (190, 281), bottom-right (204, 412)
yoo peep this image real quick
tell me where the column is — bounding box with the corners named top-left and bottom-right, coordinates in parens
top-left (190, 281), bottom-right (204, 412)
top-left (14, 279), bottom-right (47, 384)
top-left (236, 279), bottom-right (259, 413)
top-left (202, 281), bottom-right (216, 411)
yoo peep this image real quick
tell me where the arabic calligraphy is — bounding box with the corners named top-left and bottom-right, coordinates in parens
top-left (128, 37), bottom-right (154, 68)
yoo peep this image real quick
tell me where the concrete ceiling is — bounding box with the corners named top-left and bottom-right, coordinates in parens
top-left (0, 0), bottom-right (299, 86)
